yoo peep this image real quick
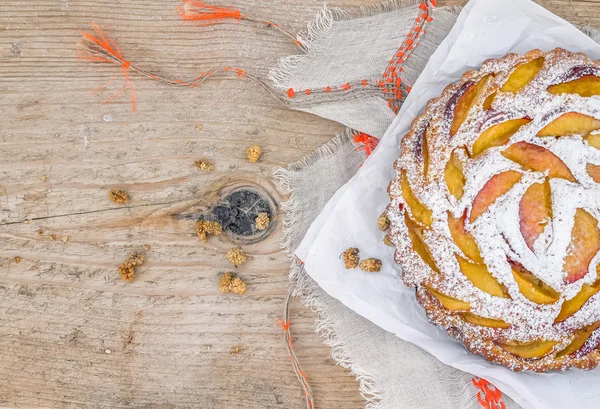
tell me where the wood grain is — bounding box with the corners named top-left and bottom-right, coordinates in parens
top-left (0, 1), bottom-right (597, 408)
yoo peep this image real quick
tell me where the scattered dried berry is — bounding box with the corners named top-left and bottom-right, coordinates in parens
top-left (194, 160), bottom-right (214, 172)
top-left (143, 244), bottom-right (150, 251)
top-left (229, 277), bottom-right (246, 294)
top-left (360, 258), bottom-right (382, 273)
top-left (343, 248), bottom-right (360, 269)
top-left (230, 345), bottom-right (243, 356)
top-left (255, 212), bottom-right (270, 231)
top-left (109, 189), bottom-right (129, 204)
top-left (118, 252), bottom-right (144, 282)
top-left (196, 220), bottom-right (223, 242)
top-left (227, 248), bottom-right (247, 266)
top-left (378, 212), bottom-right (391, 231)
top-left (13, 256), bottom-right (21, 264)
top-left (50, 234), bottom-right (57, 241)
top-left (0, 185), bottom-right (5, 196)
top-left (62, 236), bottom-right (69, 243)
top-left (246, 145), bottom-right (262, 163)
top-left (383, 234), bottom-right (394, 247)
top-left (36, 229), bottom-right (43, 235)
top-left (219, 272), bottom-right (247, 294)
top-left (41, 175), bottom-right (48, 182)
top-left (195, 124), bottom-right (203, 132)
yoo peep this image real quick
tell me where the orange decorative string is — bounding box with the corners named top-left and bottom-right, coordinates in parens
top-left (178, 0), bottom-right (301, 46)
top-left (472, 378), bottom-right (506, 409)
top-left (76, 23), bottom-right (286, 111)
top-left (353, 132), bottom-right (379, 157)
top-left (279, 293), bottom-right (315, 409)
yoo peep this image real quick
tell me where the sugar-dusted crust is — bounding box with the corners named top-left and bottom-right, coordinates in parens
top-left (387, 48), bottom-right (600, 372)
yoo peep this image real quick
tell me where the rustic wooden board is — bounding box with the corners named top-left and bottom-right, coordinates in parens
top-left (0, 0), bottom-right (598, 408)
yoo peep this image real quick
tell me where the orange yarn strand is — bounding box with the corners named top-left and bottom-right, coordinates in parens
top-left (353, 132), bottom-right (379, 157)
top-left (472, 378), bottom-right (506, 409)
top-left (178, 0), bottom-right (301, 47)
top-left (77, 23), bottom-right (136, 111)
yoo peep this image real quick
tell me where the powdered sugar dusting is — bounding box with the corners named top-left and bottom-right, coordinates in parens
top-left (387, 48), bottom-right (600, 371)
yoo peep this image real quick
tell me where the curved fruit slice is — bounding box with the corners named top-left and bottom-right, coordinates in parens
top-left (510, 260), bottom-right (559, 304)
top-left (426, 286), bottom-right (471, 311)
top-left (448, 210), bottom-right (483, 263)
top-left (555, 280), bottom-right (600, 323)
top-left (519, 181), bottom-right (552, 252)
top-left (502, 142), bottom-right (575, 182)
top-left (563, 208), bottom-right (600, 284)
top-left (470, 170), bottom-right (522, 222)
top-left (451, 75), bottom-right (494, 137)
top-left (483, 92), bottom-right (496, 110)
top-left (472, 118), bottom-right (531, 156)
top-left (400, 170), bottom-right (432, 226)
top-left (556, 321), bottom-right (600, 358)
top-left (537, 112), bottom-right (600, 137)
top-left (456, 254), bottom-right (510, 298)
top-left (548, 75), bottom-right (600, 97)
top-left (497, 339), bottom-right (558, 359)
top-left (404, 213), bottom-right (440, 274)
top-left (445, 150), bottom-right (466, 199)
top-left (459, 312), bottom-right (510, 329)
top-left (422, 126), bottom-right (431, 178)
top-left (586, 133), bottom-right (600, 149)
top-left (587, 163), bottom-right (600, 183)
top-left (501, 57), bottom-right (545, 93)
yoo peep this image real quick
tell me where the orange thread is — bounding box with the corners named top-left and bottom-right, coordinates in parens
top-left (324, 86), bottom-right (331, 93)
top-left (276, 318), bottom-right (291, 331)
top-left (362, 80), bottom-right (368, 86)
top-left (353, 132), bottom-right (379, 157)
top-left (77, 23), bottom-right (136, 111)
top-left (287, 88), bottom-right (296, 98)
top-left (419, 3), bottom-right (427, 10)
top-left (177, 0), bottom-right (242, 22)
top-left (344, 83), bottom-right (350, 90)
top-left (305, 89), bottom-right (311, 95)
top-left (472, 378), bottom-right (506, 409)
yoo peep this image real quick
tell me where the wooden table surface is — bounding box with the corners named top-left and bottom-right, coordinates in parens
top-left (0, 0), bottom-right (599, 408)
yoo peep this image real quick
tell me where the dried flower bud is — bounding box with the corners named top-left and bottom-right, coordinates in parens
top-left (360, 258), bottom-right (382, 273)
top-left (229, 277), bottom-right (246, 295)
top-left (383, 234), bottom-right (394, 247)
top-left (196, 220), bottom-right (222, 242)
top-left (246, 145), bottom-right (262, 163)
top-left (118, 252), bottom-right (144, 282)
top-left (13, 256), bottom-right (21, 264)
top-left (219, 272), bottom-right (233, 293)
top-left (343, 248), bottom-right (360, 269)
top-left (194, 160), bottom-right (214, 172)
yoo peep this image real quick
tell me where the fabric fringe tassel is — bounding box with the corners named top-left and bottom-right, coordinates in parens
top-left (178, 0), bottom-right (302, 46)
top-left (76, 23), bottom-right (285, 111)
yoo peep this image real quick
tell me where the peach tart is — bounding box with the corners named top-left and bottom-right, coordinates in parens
top-left (387, 48), bottom-right (600, 372)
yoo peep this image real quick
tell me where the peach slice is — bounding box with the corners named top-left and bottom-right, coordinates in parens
top-left (422, 126), bottom-right (431, 178)
top-left (556, 321), bottom-right (600, 358)
top-left (519, 181), bottom-right (552, 252)
top-left (459, 312), bottom-right (510, 329)
top-left (501, 57), bottom-right (545, 93)
top-left (502, 142), bottom-right (575, 182)
top-left (401, 170), bottom-right (432, 226)
top-left (483, 92), bottom-right (496, 110)
top-left (451, 75), bottom-right (493, 137)
top-left (445, 150), bottom-right (466, 199)
top-left (470, 170), bottom-right (522, 222)
top-left (497, 339), bottom-right (558, 359)
top-left (472, 118), bottom-right (531, 156)
top-left (587, 164), bottom-right (600, 183)
top-left (586, 133), bottom-right (600, 150)
top-left (548, 75), bottom-right (600, 97)
top-left (456, 254), bottom-right (509, 298)
top-left (405, 213), bottom-right (440, 274)
top-left (510, 260), bottom-right (559, 304)
top-left (448, 210), bottom-right (483, 263)
top-left (563, 208), bottom-right (600, 284)
top-left (426, 286), bottom-right (471, 311)
top-left (537, 112), bottom-right (600, 137)
top-left (555, 280), bottom-right (600, 323)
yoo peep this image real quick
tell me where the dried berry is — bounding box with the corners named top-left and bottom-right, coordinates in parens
top-left (343, 247), bottom-right (360, 269)
top-left (50, 234), bottom-right (57, 241)
top-left (360, 258), bottom-right (382, 273)
top-left (194, 160), bottom-right (214, 172)
top-left (229, 277), bottom-right (247, 295)
top-left (196, 220), bottom-right (223, 242)
top-left (62, 236), bottom-right (69, 243)
top-left (230, 345), bottom-right (243, 356)
top-left (227, 248), bottom-right (247, 266)
top-left (41, 175), bottom-right (48, 182)
top-left (143, 244), bottom-right (150, 251)
top-left (383, 234), bottom-right (394, 247)
top-left (195, 124), bottom-right (203, 132)
top-left (246, 145), bottom-right (262, 163)
top-left (118, 252), bottom-right (144, 282)
top-left (255, 212), bottom-right (270, 231)
top-left (219, 272), bottom-right (233, 293)
top-left (109, 189), bottom-right (129, 204)
top-left (13, 256), bottom-right (21, 264)
top-left (378, 212), bottom-right (390, 231)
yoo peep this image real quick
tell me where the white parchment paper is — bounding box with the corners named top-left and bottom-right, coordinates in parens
top-left (297, 0), bottom-right (600, 408)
